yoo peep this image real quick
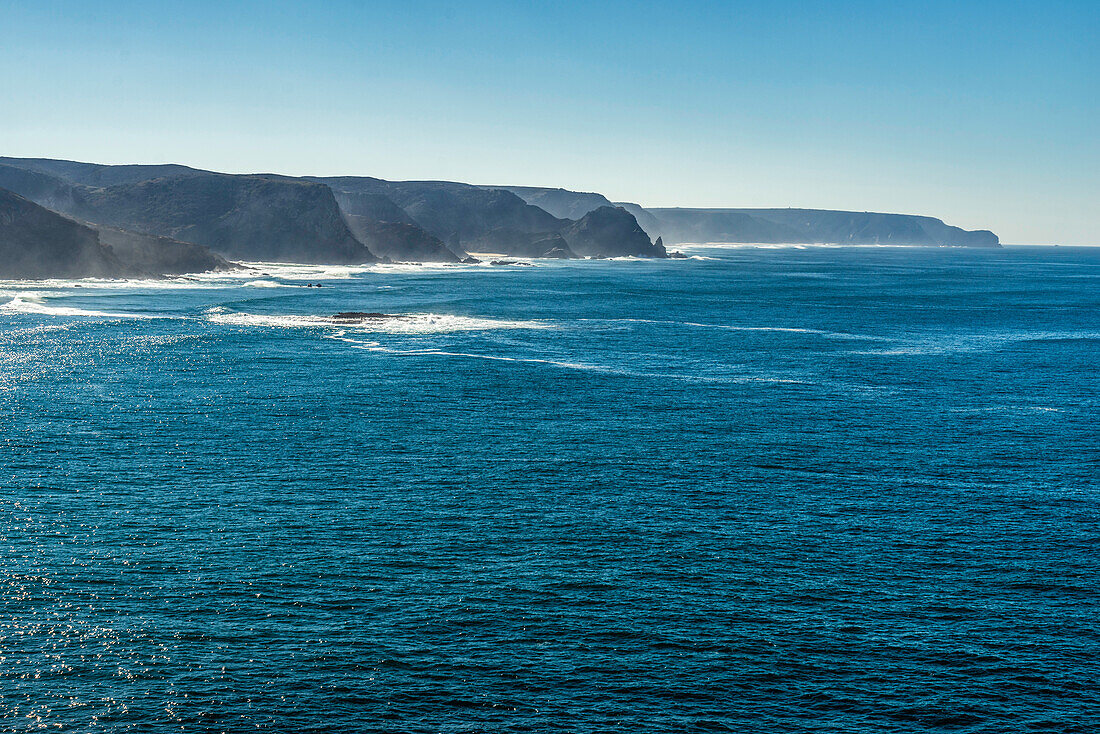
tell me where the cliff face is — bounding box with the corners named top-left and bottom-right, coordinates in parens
top-left (333, 190), bottom-right (418, 226)
top-left (333, 180), bottom-right (665, 259)
top-left (0, 163), bottom-right (82, 213)
top-left (561, 206), bottom-right (668, 258)
top-left (0, 162), bottom-right (377, 264)
top-left (727, 209), bottom-right (1000, 246)
top-left (0, 188), bottom-right (123, 278)
top-left (94, 225), bottom-right (232, 275)
top-left (318, 177), bottom-right (567, 251)
top-left (4, 157), bottom-right (999, 262)
top-left (641, 207), bottom-right (1000, 247)
top-left (502, 186), bottom-right (616, 220)
top-left (613, 202), bottom-right (665, 239)
top-left (491, 182), bottom-right (1003, 248)
top-left (68, 174), bottom-right (377, 263)
top-left (335, 190), bottom-right (460, 262)
top-left (343, 216), bottom-right (459, 263)
top-left (0, 159), bottom-right (671, 262)
top-left (0, 187), bottom-right (230, 278)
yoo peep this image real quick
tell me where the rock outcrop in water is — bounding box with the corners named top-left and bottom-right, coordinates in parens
top-left (0, 187), bottom-right (230, 278)
top-left (561, 206), bottom-right (668, 258)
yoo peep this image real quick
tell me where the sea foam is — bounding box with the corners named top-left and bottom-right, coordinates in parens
top-left (204, 308), bottom-right (552, 333)
top-left (0, 293), bottom-right (153, 319)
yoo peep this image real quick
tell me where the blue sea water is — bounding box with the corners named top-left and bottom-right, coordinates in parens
top-left (1, 245), bottom-right (1098, 732)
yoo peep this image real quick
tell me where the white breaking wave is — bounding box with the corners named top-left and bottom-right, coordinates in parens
top-left (242, 280), bottom-right (289, 288)
top-left (235, 261), bottom-right (485, 279)
top-left (0, 271), bottom-right (254, 290)
top-left (0, 293), bottom-right (153, 319)
top-left (205, 308), bottom-right (552, 333)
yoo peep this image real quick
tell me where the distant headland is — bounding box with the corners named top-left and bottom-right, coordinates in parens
top-left (0, 157), bottom-right (999, 279)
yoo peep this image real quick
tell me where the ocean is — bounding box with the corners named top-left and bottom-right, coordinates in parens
top-left (2, 245), bottom-right (1098, 732)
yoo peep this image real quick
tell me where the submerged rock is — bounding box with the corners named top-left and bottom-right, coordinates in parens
top-left (333, 312), bottom-right (397, 321)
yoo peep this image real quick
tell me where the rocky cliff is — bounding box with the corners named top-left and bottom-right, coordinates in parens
top-left (94, 225), bottom-right (232, 275)
top-left (343, 216), bottom-right (459, 263)
top-left (69, 174), bottom-right (377, 263)
top-left (0, 187), bottom-right (230, 278)
top-left (497, 182), bottom-right (1001, 247)
top-left (0, 164), bottom-right (377, 264)
top-left (561, 206), bottom-right (668, 258)
top-left (645, 208), bottom-right (1000, 247)
top-left (0, 188), bottom-right (123, 278)
top-left (3, 157), bottom-right (996, 265)
top-left (318, 177), bottom-right (566, 252)
top-left (501, 186), bottom-right (616, 220)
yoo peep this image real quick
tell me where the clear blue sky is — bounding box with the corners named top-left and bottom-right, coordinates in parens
top-left (2, 0), bottom-right (1097, 243)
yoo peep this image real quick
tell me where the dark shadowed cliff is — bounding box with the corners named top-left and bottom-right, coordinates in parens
top-left (68, 174), bottom-right (377, 263)
top-left (500, 186), bottom-right (616, 220)
top-left (0, 187), bottom-right (230, 278)
top-left (334, 190), bottom-right (459, 262)
top-left (0, 163), bottom-right (82, 213)
top-left (0, 159), bottom-right (670, 262)
top-left (317, 177), bottom-right (566, 252)
top-left (561, 206), bottom-right (668, 258)
top-left (0, 188), bottom-right (123, 278)
top-left (321, 177), bottom-right (663, 259)
top-left (94, 225), bottom-right (232, 275)
top-left (0, 163), bottom-right (378, 264)
top-left (343, 216), bottom-right (459, 263)
top-left (0, 157), bottom-right (998, 265)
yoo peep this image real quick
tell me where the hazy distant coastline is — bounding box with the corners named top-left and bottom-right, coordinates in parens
top-left (0, 156), bottom-right (999, 280)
